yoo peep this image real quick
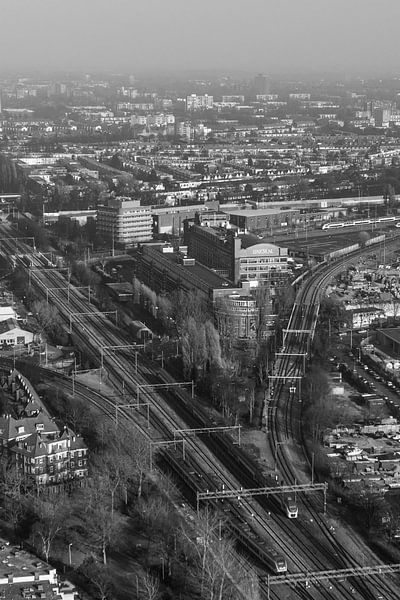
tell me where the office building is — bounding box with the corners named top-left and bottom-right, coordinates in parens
top-left (135, 243), bottom-right (232, 304)
top-left (97, 197), bottom-right (152, 247)
top-left (183, 222), bottom-right (289, 287)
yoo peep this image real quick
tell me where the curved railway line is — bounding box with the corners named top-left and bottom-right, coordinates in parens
top-left (270, 236), bottom-right (400, 599)
top-left (4, 230), bottom-right (400, 599)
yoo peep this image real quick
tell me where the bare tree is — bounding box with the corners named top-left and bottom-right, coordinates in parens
top-left (31, 300), bottom-right (63, 340)
top-left (128, 432), bottom-right (151, 500)
top-left (80, 557), bottom-right (113, 600)
top-left (142, 571), bottom-right (160, 600)
top-left (182, 316), bottom-right (207, 379)
top-left (0, 463), bottom-right (30, 533)
top-left (78, 478), bottom-right (123, 564)
top-left (32, 494), bottom-right (70, 562)
top-left (204, 320), bottom-right (222, 369)
top-left (179, 509), bottom-right (259, 600)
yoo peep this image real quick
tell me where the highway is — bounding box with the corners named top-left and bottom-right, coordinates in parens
top-left (4, 230), bottom-right (400, 599)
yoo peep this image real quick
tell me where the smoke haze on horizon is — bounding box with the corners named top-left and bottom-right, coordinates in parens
top-left (1, 0), bottom-right (399, 76)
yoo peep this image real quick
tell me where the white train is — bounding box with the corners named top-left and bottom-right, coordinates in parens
top-left (322, 216), bottom-right (400, 230)
top-left (283, 494), bottom-right (298, 518)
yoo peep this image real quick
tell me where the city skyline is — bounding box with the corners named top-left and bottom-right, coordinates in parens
top-left (1, 0), bottom-right (400, 75)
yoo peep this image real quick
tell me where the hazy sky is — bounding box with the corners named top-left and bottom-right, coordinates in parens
top-left (1, 0), bottom-right (399, 75)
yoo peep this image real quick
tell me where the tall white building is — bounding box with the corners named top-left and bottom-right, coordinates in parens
top-left (186, 94), bottom-right (213, 111)
top-left (97, 197), bottom-right (152, 247)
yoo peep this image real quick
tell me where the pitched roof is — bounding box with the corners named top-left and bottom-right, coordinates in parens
top-left (0, 413), bottom-right (58, 443)
top-left (0, 318), bottom-right (20, 334)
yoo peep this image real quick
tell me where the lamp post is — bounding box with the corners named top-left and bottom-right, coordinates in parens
top-left (68, 543), bottom-right (72, 565)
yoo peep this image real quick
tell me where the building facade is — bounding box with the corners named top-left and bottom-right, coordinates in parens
top-left (0, 369), bottom-right (88, 486)
top-left (134, 242), bottom-right (232, 304)
top-left (225, 207), bottom-right (301, 234)
top-left (214, 289), bottom-right (275, 346)
top-left (184, 222), bottom-right (289, 286)
top-left (186, 94), bottom-right (213, 111)
top-left (0, 318), bottom-right (34, 346)
top-left (97, 197), bottom-right (152, 247)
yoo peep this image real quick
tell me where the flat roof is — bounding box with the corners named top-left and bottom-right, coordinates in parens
top-left (378, 328), bottom-right (400, 344)
top-left (273, 229), bottom-right (384, 258)
top-left (225, 208), bottom-right (298, 217)
top-left (142, 245), bottom-right (232, 289)
top-left (0, 538), bottom-right (56, 584)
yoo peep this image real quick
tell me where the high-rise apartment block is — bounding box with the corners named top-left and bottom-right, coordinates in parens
top-left (253, 74), bottom-right (269, 96)
top-left (186, 94), bottom-right (213, 111)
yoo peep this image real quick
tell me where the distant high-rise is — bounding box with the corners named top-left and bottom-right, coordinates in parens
top-left (186, 94), bottom-right (213, 111)
top-left (253, 74), bottom-right (269, 96)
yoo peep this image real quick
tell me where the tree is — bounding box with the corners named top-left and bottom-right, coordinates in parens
top-left (80, 557), bottom-right (114, 600)
top-left (157, 295), bottom-right (173, 330)
top-left (9, 267), bottom-right (33, 305)
top-left (391, 296), bottom-right (400, 325)
top-left (76, 477), bottom-right (123, 564)
top-left (141, 571), bottom-right (160, 600)
top-left (170, 289), bottom-right (209, 333)
top-left (71, 261), bottom-right (100, 288)
top-left (319, 295), bottom-right (349, 336)
top-left (348, 485), bottom-right (388, 533)
top-left (140, 494), bottom-right (178, 550)
top-left (302, 365), bottom-right (354, 445)
top-left (179, 509), bottom-right (260, 600)
top-left (32, 494), bottom-right (70, 562)
top-left (358, 230), bottom-right (370, 248)
top-left (181, 317), bottom-right (207, 379)
top-left (0, 462), bottom-right (30, 534)
top-left (31, 300), bottom-right (64, 341)
top-left (274, 283), bottom-right (295, 318)
top-left (204, 320), bottom-right (222, 370)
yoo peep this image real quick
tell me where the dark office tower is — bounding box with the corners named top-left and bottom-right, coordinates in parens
top-left (253, 73), bottom-right (269, 96)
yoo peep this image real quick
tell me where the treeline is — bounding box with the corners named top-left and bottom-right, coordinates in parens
top-left (0, 385), bottom-right (259, 600)
top-left (0, 153), bottom-right (20, 192)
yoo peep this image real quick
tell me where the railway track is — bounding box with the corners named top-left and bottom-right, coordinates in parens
top-left (270, 237), bottom-right (400, 599)
top-left (3, 231), bottom-right (399, 598)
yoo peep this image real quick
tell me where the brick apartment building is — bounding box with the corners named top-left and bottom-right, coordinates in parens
top-left (0, 369), bottom-right (88, 486)
top-left (183, 221), bottom-right (289, 286)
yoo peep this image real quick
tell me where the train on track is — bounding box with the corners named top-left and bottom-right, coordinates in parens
top-left (282, 494), bottom-right (298, 519)
top-left (322, 215), bottom-right (400, 230)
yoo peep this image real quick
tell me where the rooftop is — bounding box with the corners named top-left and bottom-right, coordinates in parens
top-left (225, 207), bottom-right (298, 217)
top-left (0, 539), bottom-right (57, 587)
top-left (378, 328), bottom-right (400, 344)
